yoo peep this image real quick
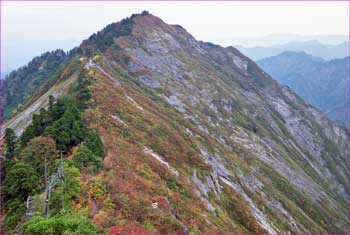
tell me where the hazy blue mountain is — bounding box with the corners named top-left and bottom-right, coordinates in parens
top-left (222, 33), bottom-right (349, 47)
top-left (237, 40), bottom-right (349, 61)
top-left (257, 51), bottom-right (349, 124)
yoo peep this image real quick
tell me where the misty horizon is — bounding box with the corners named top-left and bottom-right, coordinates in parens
top-left (1, 2), bottom-right (349, 72)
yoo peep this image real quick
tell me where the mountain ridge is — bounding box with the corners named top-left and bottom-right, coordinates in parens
top-left (2, 12), bottom-right (349, 234)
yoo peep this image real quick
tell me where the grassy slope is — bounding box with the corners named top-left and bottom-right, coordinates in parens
top-left (78, 50), bottom-right (348, 233)
top-left (82, 59), bottom-right (267, 233)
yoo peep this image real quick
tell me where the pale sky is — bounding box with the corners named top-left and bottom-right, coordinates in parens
top-left (1, 1), bottom-right (349, 72)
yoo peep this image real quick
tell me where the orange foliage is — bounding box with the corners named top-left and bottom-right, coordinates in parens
top-left (108, 224), bottom-right (147, 235)
top-left (81, 68), bottom-right (229, 234)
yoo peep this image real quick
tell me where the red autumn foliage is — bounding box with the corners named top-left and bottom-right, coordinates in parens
top-left (156, 196), bottom-right (169, 210)
top-left (108, 224), bottom-right (147, 235)
top-left (81, 71), bottom-right (230, 234)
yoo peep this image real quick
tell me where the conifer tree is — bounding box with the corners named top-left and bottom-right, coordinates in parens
top-left (3, 128), bottom-right (17, 160)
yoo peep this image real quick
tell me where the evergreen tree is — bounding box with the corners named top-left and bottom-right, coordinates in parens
top-left (2, 162), bottom-right (41, 202)
top-left (3, 128), bottom-right (17, 160)
top-left (84, 131), bottom-right (104, 158)
top-left (48, 95), bottom-right (55, 108)
top-left (1, 158), bottom-right (14, 181)
top-left (45, 105), bottom-right (87, 152)
top-left (72, 144), bottom-right (102, 173)
top-left (76, 77), bottom-right (91, 110)
top-left (20, 125), bottom-right (36, 147)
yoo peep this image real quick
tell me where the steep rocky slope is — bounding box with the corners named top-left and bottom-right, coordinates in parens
top-left (2, 49), bottom-right (72, 120)
top-left (257, 52), bottom-right (350, 124)
top-left (2, 12), bottom-right (350, 234)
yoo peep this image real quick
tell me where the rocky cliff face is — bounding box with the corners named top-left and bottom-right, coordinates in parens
top-left (3, 12), bottom-right (350, 234)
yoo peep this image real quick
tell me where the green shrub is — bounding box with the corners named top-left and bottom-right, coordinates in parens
top-left (2, 162), bottom-right (41, 231)
top-left (49, 162), bottom-right (82, 215)
top-left (166, 179), bottom-right (192, 199)
top-left (2, 162), bottom-right (41, 202)
top-left (84, 131), bottom-right (105, 158)
top-left (72, 144), bottom-right (102, 173)
top-left (2, 199), bottom-right (26, 232)
top-left (20, 215), bottom-right (104, 234)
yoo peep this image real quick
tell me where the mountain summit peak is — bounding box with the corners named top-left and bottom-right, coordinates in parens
top-left (80, 10), bottom-right (158, 52)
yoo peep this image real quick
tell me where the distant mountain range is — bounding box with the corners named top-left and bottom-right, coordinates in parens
top-left (237, 40), bottom-right (349, 61)
top-left (223, 33), bottom-right (349, 47)
top-left (257, 51), bottom-right (349, 124)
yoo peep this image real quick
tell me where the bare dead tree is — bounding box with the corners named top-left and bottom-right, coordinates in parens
top-left (44, 155), bottom-right (48, 189)
top-left (25, 196), bottom-right (34, 220)
top-left (43, 152), bottom-right (65, 217)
